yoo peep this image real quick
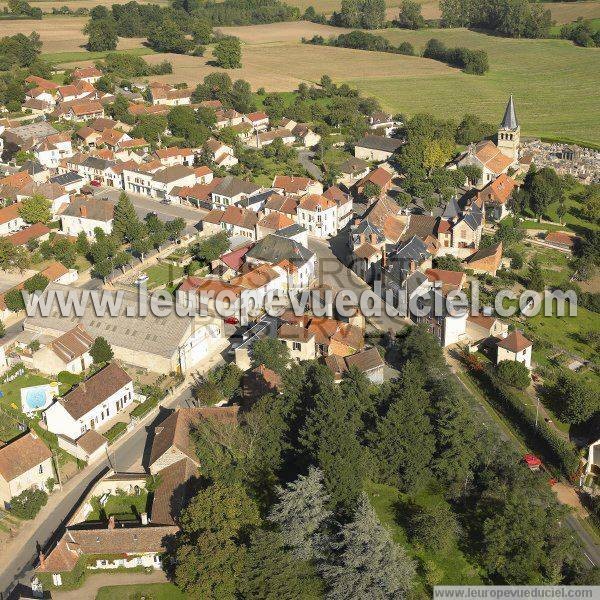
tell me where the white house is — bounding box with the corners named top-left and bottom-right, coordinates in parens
top-left (204, 138), bottom-right (237, 168)
top-left (0, 202), bottom-right (25, 236)
top-left (297, 194), bottom-right (338, 238)
top-left (0, 432), bottom-right (54, 507)
top-left (32, 324), bottom-right (94, 376)
top-left (211, 176), bottom-right (262, 210)
top-left (60, 198), bottom-right (114, 239)
top-left (44, 362), bottom-right (134, 440)
top-left (496, 330), bottom-right (533, 370)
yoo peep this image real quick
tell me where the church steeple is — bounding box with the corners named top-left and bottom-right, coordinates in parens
top-left (500, 94), bottom-right (518, 130)
top-left (497, 95), bottom-right (520, 163)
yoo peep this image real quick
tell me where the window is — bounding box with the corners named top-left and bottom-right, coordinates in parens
top-left (292, 341), bottom-right (301, 351)
top-left (39, 464), bottom-right (44, 474)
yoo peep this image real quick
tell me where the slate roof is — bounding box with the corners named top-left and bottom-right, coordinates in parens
top-left (246, 234), bottom-right (313, 267)
top-left (213, 175), bottom-right (260, 198)
top-left (151, 458), bottom-right (197, 526)
top-left (50, 172), bottom-right (84, 186)
top-left (501, 95), bottom-right (519, 130)
top-left (355, 135), bottom-right (402, 153)
top-left (391, 235), bottom-right (430, 262)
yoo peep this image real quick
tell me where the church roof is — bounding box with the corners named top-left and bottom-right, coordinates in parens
top-left (501, 95), bottom-right (519, 130)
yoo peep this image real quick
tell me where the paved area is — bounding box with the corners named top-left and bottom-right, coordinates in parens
top-left (53, 570), bottom-right (168, 600)
top-left (297, 149), bottom-right (323, 182)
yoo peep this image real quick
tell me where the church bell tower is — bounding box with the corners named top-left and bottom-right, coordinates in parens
top-left (497, 94), bottom-right (520, 163)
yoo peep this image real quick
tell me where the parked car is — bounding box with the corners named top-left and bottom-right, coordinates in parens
top-left (225, 316), bottom-right (239, 325)
top-left (135, 273), bottom-right (149, 285)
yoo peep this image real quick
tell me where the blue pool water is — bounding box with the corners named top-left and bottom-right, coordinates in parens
top-left (25, 387), bottom-right (48, 410)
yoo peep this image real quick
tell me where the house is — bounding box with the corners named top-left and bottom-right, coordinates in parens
top-left (151, 165), bottom-right (197, 200)
top-left (297, 194), bottom-right (338, 238)
top-left (60, 197), bottom-right (115, 239)
top-left (355, 167), bottom-right (393, 198)
top-left (463, 242), bottom-right (503, 276)
top-left (177, 178), bottom-right (221, 209)
top-left (214, 108), bottom-right (244, 129)
top-left (324, 346), bottom-right (385, 384)
top-left (245, 111), bottom-right (269, 131)
top-left (72, 66), bottom-right (102, 83)
top-left (32, 324), bottom-right (94, 376)
top-left (477, 173), bottom-right (517, 221)
top-left (179, 277), bottom-right (245, 318)
top-left (354, 135), bottom-right (402, 162)
top-left (49, 171), bottom-right (85, 193)
top-left (44, 362), bottom-right (134, 439)
top-left (202, 205), bottom-right (259, 240)
top-left (153, 147), bottom-right (195, 167)
top-left (263, 193), bottom-right (298, 220)
top-left (425, 268), bottom-right (466, 295)
top-left (466, 313), bottom-right (508, 349)
top-left (211, 176), bottom-right (262, 209)
top-left (323, 186), bottom-right (353, 230)
top-left (290, 122), bottom-right (321, 147)
top-left (272, 175), bottom-right (323, 198)
top-left (278, 324), bottom-right (317, 361)
top-left (204, 138), bottom-right (237, 168)
top-left (149, 406), bottom-right (239, 473)
top-left (59, 100), bottom-right (105, 122)
top-left (17, 181), bottom-right (70, 215)
top-left (249, 128), bottom-right (296, 149)
top-left (0, 202), bottom-right (26, 236)
top-left (56, 83), bottom-right (89, 103)
top-left (149, 83), bottom-right (192, 106)
top-left (2, 122), bottom-right (59, 160)
top-left (23, 98), bottom-right (54, 116)
top-left (36, 523), bottom-right (178, 586)
top-left (33, 132), bottom-right (73, 169)
top-left (545, 231), bottom-right (580, 252)
top-left (40, 261), bottom-right (78, 286)
top-left (367, 111), bottom-right (397, 136)
top-left (0, 432), bottom-right (54, 508)
top-left (256, 211), bottom-right (296, 239)
top-left (496, 330), bottom-right (533, 370)
top-left (338, 157), bottom-right (370, 188)
top-left (25, 283), bottom-right (225, 373)
top-left (245, 234), bottom-right (316, 290)
top-left (6, 222), bottom-right (51, 247)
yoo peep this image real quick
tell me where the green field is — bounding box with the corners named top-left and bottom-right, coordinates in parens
top-left (42, 47), bottom-right (155, 65)
top-left (96, 583), bottom-right (186, 600)
top-left (365, 481), bottom-right (483, 587)
top-left (143, 262), bottom-right (185, 289)
top-left (350, 27), bottom-right (600, 146)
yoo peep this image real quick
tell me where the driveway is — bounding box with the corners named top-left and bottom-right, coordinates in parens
top-left (297, 149), bottom-right (323, 182)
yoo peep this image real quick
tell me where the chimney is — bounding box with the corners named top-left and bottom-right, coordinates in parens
top-left (39, 551), bottom-right (46, 569)
top-left (80, 204), bottom-right (87, 218)
top-left (360, 233), bottom-right (366, 244)
top-left (108, 515), bottom-right (115, 530)
top-left (140, 512), bottom-right (148, 525)
top-left (370, 233), bottom-right (377, 244)
top-left (354, 218), bottom-right (360, 226)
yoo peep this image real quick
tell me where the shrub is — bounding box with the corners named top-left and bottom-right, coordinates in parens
top-left (496, 360), bottom-right (530, 390)
top-left (104, 422), bottom-right (127, 444)
top-left (10, 488), bottom-right (48, 519)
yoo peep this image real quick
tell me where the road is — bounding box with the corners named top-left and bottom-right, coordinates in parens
top-left (308, 236), bottom-right (410, 333)
top-left (0, 385), bottom-right (197, 598)
top-left (297, 149), bottom-right (323, 182)
top-left (93, 188), bottom-right (207, 225)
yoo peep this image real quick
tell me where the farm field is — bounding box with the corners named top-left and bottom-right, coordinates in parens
top-left (33, 15), bottom-right (600, 145)
top-left (1, 16), bottom-right (145, 53)
top-left (0, 0), bottom-right (167, 8)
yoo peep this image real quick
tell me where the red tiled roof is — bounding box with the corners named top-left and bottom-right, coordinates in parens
top-left (497, 330), bottom-right (532, 353)
top-left (6, 222), bottom-right (50, 246)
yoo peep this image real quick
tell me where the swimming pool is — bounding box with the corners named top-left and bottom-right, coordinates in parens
top-left (25, 386), bottom-right (48, 410)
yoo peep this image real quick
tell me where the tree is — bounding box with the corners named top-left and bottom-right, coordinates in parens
top-left (4, 288), bottom-right (25, 312)
top-left (194, 231), bottom-right (230, 264)
top-left (9, 488), bottom-right (48, 519)
top-left (408, 499), bottom-right (459, 552)
top-left (299, 366), bottom-right (365, 515)
top-left (268, 467), bottom-right (332, 561)
top-left (191, 18), bottom-right (213, 44)
top-left (0, 320), bottom-right (4, 338)
top-left (147, 19), bottom-right (193, 54)
top-left (321, 493), bottom-right (416, 599)
top-left (18, 194), bottom-right (51, 224)
top-left (75, 231), bottom-right (91, 256)
top-left (113, 250), bottom-right (131, 272)
top-left (251, 338), bottom-right (290, 374)
top-left (194, 379), bottom-right (223, 406)
top-left (496, 360), bottom-right (530, 390)
top-left (524, 166), bottom-right (562, 220)
top-left (174, 481), bottom-right (260, 600)
top-left (230, 79), bottom-right (254, 114)
top-left (239, 529), bottom-right (324, 600)
top-left (24, 273), bottom-right (48, 294)
top-left (527, 258), bottom-right (544, 292)
top-left (84, 17), bottom-right (118, 52)
top-left (90, 336), bottom-right (114, 364)
top-left (456, 114), bottom-right (496, 144)
top-left (112, 192), bottom-right (140, 242)
top-left (553, 372), bottom-right (600, 425)
top-left (395, 0), bottom-right (424, 29)
top-left (373, 362), bottom-right (435, 491)
top-left (363, 181), bottom-right (382, 200)
top-left (213, 36), bottom-right (242, 69)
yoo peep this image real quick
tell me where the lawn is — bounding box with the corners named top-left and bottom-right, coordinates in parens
top-left (143, 262), bottom-right (184, 289)
top-left (96, 583), bottom-right (186, 600)
top-left (356, 27), bottom-right (600, 146)
top-left (43, 46), bottom-right (155, 65)
top-left (0, 372), bottom-right (50, 414)
top-left (86, 490), bottom-right (149, 522)
top-left (365, 481), bottom-right (484, 587)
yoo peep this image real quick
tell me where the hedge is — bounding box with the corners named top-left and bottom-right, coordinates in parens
top-left (104, 422), bottom-right (127, 444)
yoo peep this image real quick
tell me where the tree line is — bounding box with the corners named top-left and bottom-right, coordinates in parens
top-left (303, 31), bottom-right (489, 75)
top-left (166, 325), bottom-right (595, 599)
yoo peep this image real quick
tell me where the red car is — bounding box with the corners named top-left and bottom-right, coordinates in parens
top-left (225, 316), bottom-right (239, 325)
top-left (90, 180), bottom-right (101, 187)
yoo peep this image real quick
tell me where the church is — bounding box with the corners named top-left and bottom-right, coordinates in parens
top-left (454, 95), bottom-right (522, 189)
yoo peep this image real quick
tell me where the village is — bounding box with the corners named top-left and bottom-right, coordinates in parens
top-left (0, 48), bottom-right (598, 599)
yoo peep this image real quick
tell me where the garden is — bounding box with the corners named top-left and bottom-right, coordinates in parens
top-left (86, 489), bottom-right (150, 523)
